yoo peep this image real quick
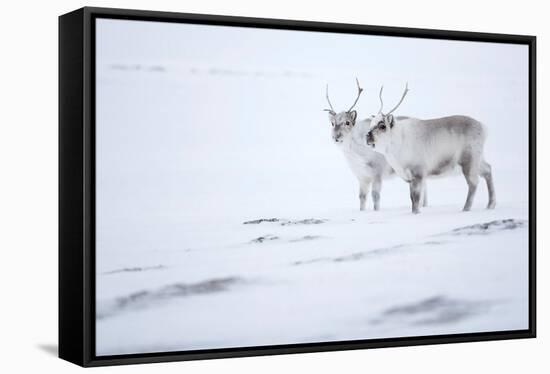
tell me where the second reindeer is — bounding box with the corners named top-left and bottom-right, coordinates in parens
top-left (366, 84), bottom-right (496, 214)
top-left (325, 79), bottom-right (395, 211)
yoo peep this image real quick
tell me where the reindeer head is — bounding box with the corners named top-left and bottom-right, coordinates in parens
top-left (325, 79), bottom-right (363, 144)
top-left (366, 83), bottom-right (409, 150)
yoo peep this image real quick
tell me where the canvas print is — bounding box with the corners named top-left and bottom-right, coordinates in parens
top-left (95, 18), bottom-right (530, 356)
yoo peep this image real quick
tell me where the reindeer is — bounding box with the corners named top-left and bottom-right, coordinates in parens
top-left (366, 84), bottom-right (496, 214)
top-left (325, 79), bottom-right (395, 211)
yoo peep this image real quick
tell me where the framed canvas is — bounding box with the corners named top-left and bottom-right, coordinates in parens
top-left (59, 7), bottom-right (536, 367)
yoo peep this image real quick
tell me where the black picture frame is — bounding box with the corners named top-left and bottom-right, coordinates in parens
top-left (59, 6), bottom-right (537, 367)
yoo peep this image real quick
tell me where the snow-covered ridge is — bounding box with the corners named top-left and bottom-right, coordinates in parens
top-left (243, 218), bottom-right (327, 225)
top-left (97, 277), bottom-right (245, 321)
top-left (103, 265), bottom-right (165, 275)
top-left (104, 63), bottom-right (314, 79)
top-left (449, 219), bottom-right (527, 236)
top-left (371, 296), bottom-right (498, 326)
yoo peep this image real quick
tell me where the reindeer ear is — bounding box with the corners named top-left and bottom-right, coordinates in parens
top-left (327, 111), bottom-right (336, 121)
top-left (349, 110), bottom-right (357, 122)
top-left (387, 114), bottom-right (394, 128)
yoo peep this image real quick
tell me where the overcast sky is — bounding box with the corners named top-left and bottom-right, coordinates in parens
top-left (97, 18), bottom-right (527, 81)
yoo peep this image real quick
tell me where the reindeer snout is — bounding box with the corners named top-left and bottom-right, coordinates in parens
top-left (366, 131), bottom-right (374, 146)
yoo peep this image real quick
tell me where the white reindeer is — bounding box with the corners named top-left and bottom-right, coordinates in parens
top-left (325, 79), bottom-right (396, 211)
top-left (366, 84), bottom-right (496, 214)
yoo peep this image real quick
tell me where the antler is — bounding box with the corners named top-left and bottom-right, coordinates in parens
top-left (324, 84), bottom-right (336, 114)
top-left (347, 78), bottom-right (364, 112)
top-left (377, 85), bottom-right (384, 114)
top-left (385, 82), bottom-right (409, 115)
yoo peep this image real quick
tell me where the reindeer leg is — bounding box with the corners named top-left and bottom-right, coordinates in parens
top-left (421, 180), bottom-right (428, 207)
top-left (480, 160), bottom-right (496, 209)
top-left (372, 176), bottom-right (382, 211)
top-left (359, 180), bottom-right (371, 211)
top-left (461, 153), bottom-right (480, 212)
top-left (409, 177), bottom-right (423, 214)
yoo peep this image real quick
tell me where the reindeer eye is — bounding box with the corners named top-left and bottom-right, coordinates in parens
top-left (331, 122), bottom-right (335, 127)
top-left (380, 124), bottom-right (386, 130)
top-left (345, 121), bottom-right (350, 126)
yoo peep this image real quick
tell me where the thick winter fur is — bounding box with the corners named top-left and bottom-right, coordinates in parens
top-left (329, 110), bottom-right (395, 211)
top-left (366, 114), bottom-right (496, 213)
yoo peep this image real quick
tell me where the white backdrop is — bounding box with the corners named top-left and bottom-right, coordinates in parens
top-left (0, 0), bottom-right (546, 373)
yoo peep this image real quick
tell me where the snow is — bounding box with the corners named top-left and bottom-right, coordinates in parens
top-left (94, 19), bottom-right (530, 355)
